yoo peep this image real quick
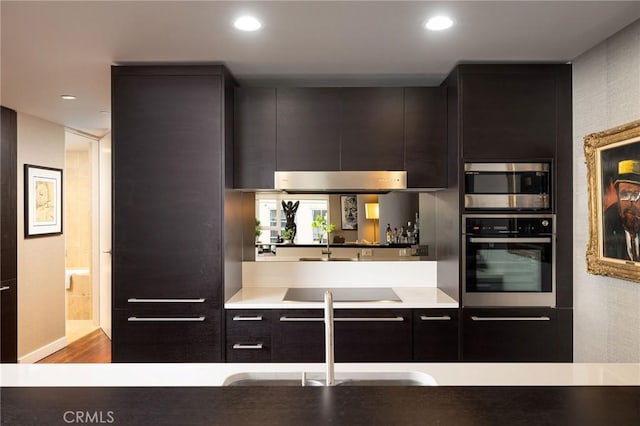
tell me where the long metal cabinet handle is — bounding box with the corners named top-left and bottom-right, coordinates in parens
top-left (280, 317), bottom-right (324, 322)
top-left (127, 298), bottom-right (205, 303)
top-left (232, 343), bottom-right (264, 350)
top-left (127, 316), bottom-right (206, 322)
top-left (420, 315), bottom-right (451, 321)
top-left (335, 317), bottom-right (404, 322)
top-left (279, 316), bottom-right (404, 322)
top-left (469, 237), bottom-right (552, 243)
top-left (0, 286), bottom-right (10, 292)
top-left (470, 316), bottom-right (551, 321)
top-left (232, 315), bottom-right (263, 321)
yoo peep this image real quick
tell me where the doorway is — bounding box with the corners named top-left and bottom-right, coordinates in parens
top-left (64, 131), bottom-right (99, 343)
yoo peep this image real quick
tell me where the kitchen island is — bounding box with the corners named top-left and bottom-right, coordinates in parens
top-left (2, 363), bottom-right (639, 425)
top-left (3, 385), bottom-right (639, 426)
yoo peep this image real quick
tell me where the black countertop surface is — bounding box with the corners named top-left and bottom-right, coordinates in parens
top-left (2, 386), bottom-right (639, 426)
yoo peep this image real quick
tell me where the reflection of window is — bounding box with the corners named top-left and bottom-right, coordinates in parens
top-left (256, 194), bottom-right (329, 244)
top-left (311, 209), bottom-right (328, 242)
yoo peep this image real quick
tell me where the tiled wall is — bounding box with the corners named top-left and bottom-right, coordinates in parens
top-left (573, 19), bottom-right (640, 362)
top-left (65, 150), bottom-right (92, 320)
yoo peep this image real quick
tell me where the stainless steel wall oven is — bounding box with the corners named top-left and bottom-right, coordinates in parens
top-left (462, 214), bottom-right (556, 307)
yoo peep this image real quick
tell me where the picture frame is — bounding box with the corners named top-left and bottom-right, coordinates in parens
top-left (585, 119), bottom-right (640, 283)
top-left (24, 164), bottom-right (63, 238)
top-left (340, 195), bottom-right (358, 230)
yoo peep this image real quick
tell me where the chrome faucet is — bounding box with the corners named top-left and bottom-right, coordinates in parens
top-left (324, 290), bottom-right (335, 386)
top-left (321, 239), bottom-right (331, 260)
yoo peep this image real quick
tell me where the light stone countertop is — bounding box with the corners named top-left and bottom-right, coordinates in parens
top-left (2, 363), bottom-right (640, 387)
top-left (224, 286), bottom-right (458, 309)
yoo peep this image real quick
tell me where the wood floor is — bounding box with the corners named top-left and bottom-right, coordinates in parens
top-left (38, 329), bottom-right (111, 363)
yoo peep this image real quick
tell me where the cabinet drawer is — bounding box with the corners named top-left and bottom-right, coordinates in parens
top-left (226, 310), bottom-right (271, 335)
top-left (272, 310), bottom-right (324, 362)
top-left (226, 336), bottom-right (271, 363)
top-left (462, 307), bottom-right (558, 362)
top-left (272, 309), bottom-right (412, 363)
top-left (413, 309), bottom-right (459, 361)
top-left (112, 308), bottom-right (221, 363)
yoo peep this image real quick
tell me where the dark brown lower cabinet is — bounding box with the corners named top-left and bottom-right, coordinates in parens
top-left (227, 308), bottom-right (414, 363)
top-left (112, 305), bottom-right (221, 363)
top-left (413, 309), bottom-right (459, 361)
top-left (461, 307), bottom-right (571, 362)
top-left (226, 310), bottom-right (273, 363)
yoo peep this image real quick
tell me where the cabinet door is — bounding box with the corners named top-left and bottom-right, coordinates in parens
top-left (460, 68), bottom-right (559, 160)
top-left (112, 305), bottom-right (221, 362)
top-left (276, 88), bottom-right (341, 171)
top-left (234, 88), bottom-right (276, 189)
top-left (340, 88), bottom-right (404, 171)
top-left (413, 309), bottom-right (459, 361)
top-left (272, 309), bottom-right (324, 362)
top-left (404, 87), bottom-right (447, 188)
top-left (334, 309), bottom-right (412, 362)
top-left (462, 307), bottom-right (559, 362)
top-left (0, 280), bottom-right (17, 363)
top-left (112, 71), bottom-right (223, 307)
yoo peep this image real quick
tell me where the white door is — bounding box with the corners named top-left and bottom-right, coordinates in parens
top-left (99, 133), bottom-right (112, 339)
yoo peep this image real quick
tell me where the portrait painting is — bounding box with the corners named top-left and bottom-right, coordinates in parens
top-left (340, 195), bottom-right (358, 230)
top-left (25, 164), bottom-right (63, 237)
top-left (585, 119), bottom-right (640, 283)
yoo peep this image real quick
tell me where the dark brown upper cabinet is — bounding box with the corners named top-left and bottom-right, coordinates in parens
top-left (234, 87), bottom-right (277, 189)
top-left (339, 88), bottom-right (404, 171)
top-left (404, 87), bottom-right (448, 188)
top-left (276, 88), bottom-right (342, 171)
top-left (458, 65), bottom-right (569, 160)
top-left (234, 86), bottom-right (448, 189)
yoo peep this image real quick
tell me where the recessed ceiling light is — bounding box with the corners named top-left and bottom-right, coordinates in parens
top-left (60, 94), bottom-right (76, 100)
top-left (425, 16), bottom-right (453, 31)
top-left (233, 16), bottom-right (262, 32)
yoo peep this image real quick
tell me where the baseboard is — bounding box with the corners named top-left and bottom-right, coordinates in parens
top-left (18, 336), bottom-right (68, 364)
top-left (101, 326), bottom-right (112, 340)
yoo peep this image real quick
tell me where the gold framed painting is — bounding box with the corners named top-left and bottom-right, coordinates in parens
top-left (585, 119), bottom-right (640, 283)
top-left (24, 164), bottom-right (63, 238)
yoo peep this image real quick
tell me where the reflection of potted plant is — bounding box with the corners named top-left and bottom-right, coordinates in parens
top-left (282, 228), bottom-right (295, 244)
top-left (311, 215), bottom-right (335, 255)
top-left (255, 218), bottom-right (262, 243)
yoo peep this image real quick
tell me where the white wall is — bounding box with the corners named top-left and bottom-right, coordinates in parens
top-left (17, 112), bottom-right (66, 361)
top-left (573, 19), bottom-right (640, 362)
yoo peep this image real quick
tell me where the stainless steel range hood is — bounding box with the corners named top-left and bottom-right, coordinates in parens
top-left (274, 171), bottom-right (407, 192)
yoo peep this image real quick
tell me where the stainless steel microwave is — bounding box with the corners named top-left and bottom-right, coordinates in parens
top-left (464, 162), bottom-right (550, 210)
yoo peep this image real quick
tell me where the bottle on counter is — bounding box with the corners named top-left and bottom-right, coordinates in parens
top-left (393, 227), bottom-right (398, 244)
top-left (400, 226), bottom-right (407, 244)
top-left (413, 212), bottom-right (420, 244)
top-left (407, 221), bottom-right (413, 244)
top-left (385, 224), bottom-right (392, 244)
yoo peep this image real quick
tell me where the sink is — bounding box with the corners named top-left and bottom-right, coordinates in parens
top-left (223, 371), bottom-right (437, 387)
top-left (283, 287), bottom-right (401, 302)
top-left (298, 257), bottom-right (358, 261)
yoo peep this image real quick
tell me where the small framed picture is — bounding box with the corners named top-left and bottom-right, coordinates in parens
top-left (340, 195), bottom-right (358, 230)
top-left (24, 164), bottom-right (63, 238)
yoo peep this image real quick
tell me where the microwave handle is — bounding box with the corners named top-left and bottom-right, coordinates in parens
top-left (468, 237), bottom-right (552, 243)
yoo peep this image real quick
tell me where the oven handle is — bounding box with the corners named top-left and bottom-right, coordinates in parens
top-left (468, 237), bottom-right (552, 243)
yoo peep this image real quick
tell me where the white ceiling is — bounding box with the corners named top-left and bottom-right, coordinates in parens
top-left (2, 1), bottom-right (640, 138)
